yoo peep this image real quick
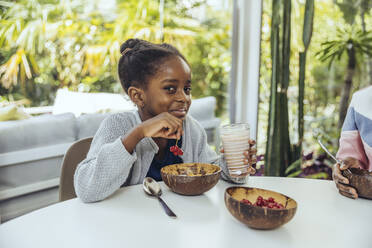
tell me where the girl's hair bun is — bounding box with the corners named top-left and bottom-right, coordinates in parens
top-left (120, 39), bottom-right (153, 55)
top-left (120, 39), bottom-right (138, 54)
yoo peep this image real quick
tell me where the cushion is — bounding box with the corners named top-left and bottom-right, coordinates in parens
top-left (0, 113), bottom-right (77, 153)
top-left (189, 96), bottom-right (217, 121)
top-left (53, 88), bottom-right (136, 117)
top-left (77, 113), bottom-right (110, 140)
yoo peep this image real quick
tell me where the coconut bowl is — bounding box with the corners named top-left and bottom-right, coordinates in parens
top-left (160, 163), bottom-right (221, 196)
top-left (225, 186), bottom-right (297, 230)
top-left (342, 168), bottom-right (372, 199)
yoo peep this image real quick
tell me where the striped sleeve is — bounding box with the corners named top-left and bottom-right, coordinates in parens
top-left (336, 106), bottom-right (368, 168)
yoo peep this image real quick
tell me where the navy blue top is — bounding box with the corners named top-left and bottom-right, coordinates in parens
top-left (146, 138), bottom-right (183, 181)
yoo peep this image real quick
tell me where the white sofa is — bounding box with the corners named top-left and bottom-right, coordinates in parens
top-left (0, 94), bottom-right (220, 223)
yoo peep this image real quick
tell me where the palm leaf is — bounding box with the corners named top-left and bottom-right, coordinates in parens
top-left (285, 158), bottom-right (302, 175)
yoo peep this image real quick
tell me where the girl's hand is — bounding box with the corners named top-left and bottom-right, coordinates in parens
top-left (333, 157), bottom-right (362, 199)
top-left (140, 112), bottom-right (183, 140)
top-left (220, 139), bottom-right (257, 175)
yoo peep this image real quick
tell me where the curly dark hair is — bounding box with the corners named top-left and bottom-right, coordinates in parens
top-left (118, 39), bottom-right (188, 94)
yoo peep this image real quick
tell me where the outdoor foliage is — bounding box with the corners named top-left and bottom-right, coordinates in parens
top-left (0, 0), bottom-right (231, 116)
top-left (265, 0), bottom-right (294, 176)
top-left (317, 26), bottom-right (372, 129)
top-left (1, 0), bottom-right (372, 179)
top-left (260, 0), bottom-right (372, 177)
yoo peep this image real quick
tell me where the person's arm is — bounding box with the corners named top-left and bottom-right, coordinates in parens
top-left (74, 115), bottom-right (139, 203)
top-left (336, 105), bottom-right (368, 167)
top-left (74, 112), bottom-right (183, 203)
top-left (333, 104), bottom-right (367, 199)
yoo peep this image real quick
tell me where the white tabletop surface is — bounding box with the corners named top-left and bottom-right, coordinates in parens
top-left (0, 176), bottom-right (371, 248)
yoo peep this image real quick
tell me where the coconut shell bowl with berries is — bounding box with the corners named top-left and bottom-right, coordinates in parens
top-left (342, 168), bottom-right (372, 199)
top-left (160, 163), bottom-right (221, 196)
top-left (225, 186), bottom-right (297, 230)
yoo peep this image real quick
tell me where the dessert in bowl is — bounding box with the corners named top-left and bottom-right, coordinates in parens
top-left (160, 163), bottom-right (221, 196)
top-left (225, 186), bottom-right (297, 229)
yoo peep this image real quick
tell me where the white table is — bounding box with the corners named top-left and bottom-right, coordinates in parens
top-left (0, 177), bottom-right (371, 248)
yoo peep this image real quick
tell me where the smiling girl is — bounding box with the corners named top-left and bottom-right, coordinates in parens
top-left (74, 39), bottom-right (256, 203)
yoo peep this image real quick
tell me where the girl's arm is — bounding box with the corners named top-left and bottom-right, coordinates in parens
top-left (74, 114), bottom-right (139, 203)
top-left (74, 112), bottom-right (183, 203)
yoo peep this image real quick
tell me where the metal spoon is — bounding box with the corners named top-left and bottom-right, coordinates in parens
top-left (317, 138), bottom-right (352, 175)
top-left (143, 177), bottom-right (177, 218)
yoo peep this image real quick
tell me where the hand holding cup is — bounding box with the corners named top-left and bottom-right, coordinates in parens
top-left (220, 139), bottom-right (257, 176)
top-left (220, 123), bottom-right (255, 178)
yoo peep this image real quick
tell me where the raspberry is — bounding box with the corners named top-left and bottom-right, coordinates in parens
top-left (245, 195), bottom-right (285, 209)
top-left (170, 146), bottom-right (176, 152)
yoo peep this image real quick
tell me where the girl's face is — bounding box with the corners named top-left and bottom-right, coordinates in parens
top-left (140, 55), bottom-right (192, 120)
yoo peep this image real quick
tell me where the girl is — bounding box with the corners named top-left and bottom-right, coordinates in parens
top-left (74, 39), bottom-right (257, 203)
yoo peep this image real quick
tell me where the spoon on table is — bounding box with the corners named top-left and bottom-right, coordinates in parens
top-left (143, 177), bottom-right (177, 218)
top-left (317, 138), bottom-right (352, 175)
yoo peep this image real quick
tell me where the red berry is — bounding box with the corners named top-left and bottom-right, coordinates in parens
top-left (170, 146), bottom-right (175, 152)
top-left (251, 195), bottom-right (286, 209)
top-left (178, 149), bottom-right (183, 155)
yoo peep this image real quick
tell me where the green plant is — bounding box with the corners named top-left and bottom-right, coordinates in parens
top-left (265, 0), bottom-right (292, 176)
top-left (296, 0), bottom-right (314, 161)
top-left (316, 26), bottom-right (372, 128)
top-left (0, 0), bottom-right (231, 113)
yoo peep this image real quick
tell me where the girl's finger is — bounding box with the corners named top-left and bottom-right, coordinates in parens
top-left (249, 139), bottom-right (256, 146)
top-left (248, 167), bottom-right (256, 175)
top-left (338, 189), bottom-right (358, 199)
top-left (334, 173), bottom-right (349, 184)
top-left (165, 125), bottom-right (176, 136)
top-left (161, 121), bottom-right (179, 138)
top-left (166, 133), bottom-right (178, 139)
top-left (249, 148), bottom-right (257, 155)
top-left (167, 118), bottom-right (183, 138)
top-left (249, 156), bottom-right (257, 164)
top-left (167, 114), bottom-right (184, 129)
top-left (162, 128), bottom-right (176, 139)
top-left (336, 182), bottom-right (357, 196)
top-left (166, 119), bottom-right (181, 132)
top-left (333, 165), bottom-right (349, 184)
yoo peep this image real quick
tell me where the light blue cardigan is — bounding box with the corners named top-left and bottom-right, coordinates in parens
top-left (74, 110), bottom-right (244, 203)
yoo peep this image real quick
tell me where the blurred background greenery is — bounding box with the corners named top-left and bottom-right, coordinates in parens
top-left (0, 0), bottom-right (231, 117)
top-left (1, 0), bottom-right (371, 178)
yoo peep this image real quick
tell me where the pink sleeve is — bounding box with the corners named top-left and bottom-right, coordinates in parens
top-left (336, 130), bottom-right (368, 168)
